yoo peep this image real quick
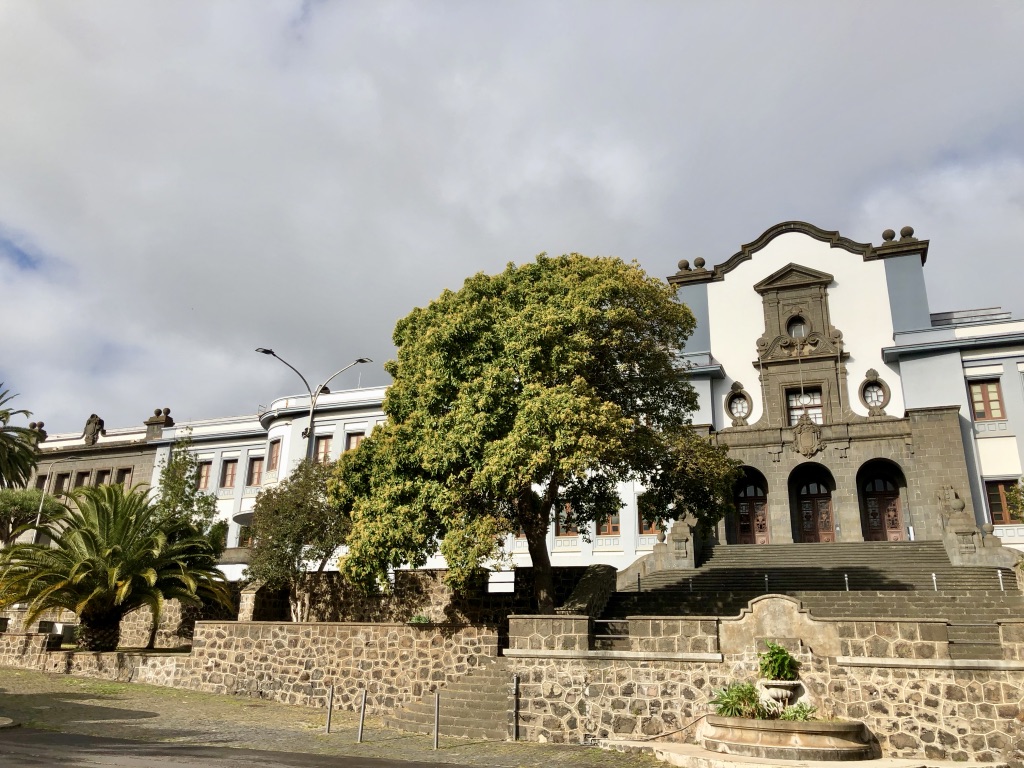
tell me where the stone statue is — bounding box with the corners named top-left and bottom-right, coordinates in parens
top-left (83, 414), bottom-right (105, 446)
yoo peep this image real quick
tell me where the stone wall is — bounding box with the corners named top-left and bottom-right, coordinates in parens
top-left (0, 619), bottom-right (498, 716)
top-left (505, 597), bottom-right (1024, 762)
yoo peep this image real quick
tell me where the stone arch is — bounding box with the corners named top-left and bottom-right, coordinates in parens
top-left (789, 464), bottom-right (837, 543)
top-left (857, 459), bottom-right (909, 541)
top-left (728, 467), bottom-right (769, 545)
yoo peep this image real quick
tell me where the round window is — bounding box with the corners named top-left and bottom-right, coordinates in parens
top-left (863, 382), bottom-right (885, 407)
top-left (728, 394), bottom-right (750, 419)
top-left (787, 316), bottom-right (808, 338)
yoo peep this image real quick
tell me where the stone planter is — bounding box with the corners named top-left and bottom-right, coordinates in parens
top-left (760, 679), bottom-right (800, 707)
top-left (701, 715), bottom-right (872, 761)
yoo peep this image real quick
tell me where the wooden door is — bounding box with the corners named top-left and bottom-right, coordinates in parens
top-left (735, 480), bottom-right (769, 545)
top-left (798, 481), bottom-right (834, 543)
top-left (864, 478), bottom-right (903, 541)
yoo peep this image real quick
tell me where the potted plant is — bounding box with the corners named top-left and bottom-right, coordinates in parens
top-left (758, 640), bottom-right (800, 709)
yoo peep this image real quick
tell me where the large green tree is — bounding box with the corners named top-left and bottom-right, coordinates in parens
top-left (0, 488), bottom-right (65, 548)
top-left (152, 431), bottom-right (225, 556)
top-left (0, 484), bottom-right (232, 651)
top-left (0, 385), bottom-right (38, 489)
top-left (331, 253), bottom-right (739, 611)
top-left (246, 459), bottom-right (351, 622)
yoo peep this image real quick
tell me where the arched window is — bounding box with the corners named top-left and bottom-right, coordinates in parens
top-left (787, 316), bottom-right (808, 339)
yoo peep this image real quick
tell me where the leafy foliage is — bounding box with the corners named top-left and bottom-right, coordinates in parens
top-left (710, 683), bottom-right (767, 719)
top-left (779, 702), bottom-right (817, 721)
top-left (152, 432), bottom-right (224, 556)
top-left (1006, 479), bottom-right (1024, 522)
top-left (0, 488), bottom-right (65, 547)
top-left (0, 484), bottom-right (232, 651)
top-left (246, 459), bottom-right (350, 621)
top-left (758, 640), bottom-right (800, 681)
top-left (331, 254), bottom-right (739, 611)
top-left (0, 385), bottom-right (38, 490)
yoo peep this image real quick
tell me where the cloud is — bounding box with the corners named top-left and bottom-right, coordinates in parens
top-left (1, 1), bottom-right (1023, 432)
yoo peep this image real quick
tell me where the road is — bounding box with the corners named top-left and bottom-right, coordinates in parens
top-left (0, 728), bottom-right (458, 768)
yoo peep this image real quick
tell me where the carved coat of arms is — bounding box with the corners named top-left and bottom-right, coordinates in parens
top-left (791, 414), bottom-right (823, 458)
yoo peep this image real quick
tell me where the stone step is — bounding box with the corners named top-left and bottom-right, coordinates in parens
top-left (948, 642), bottom-right (1003, 660)
top-left (385, 657), bottom-right (511, 741)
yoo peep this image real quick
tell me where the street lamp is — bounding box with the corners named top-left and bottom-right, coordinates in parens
top-left (255, 349), bottom-right (372, 463)
top-left (35, 454), bottom-right (82, 533)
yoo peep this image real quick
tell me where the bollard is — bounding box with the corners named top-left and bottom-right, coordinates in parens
top-left (433, 691), bottom-right (440, 750)
top-left (932, 572), bottom-right (938, 592)
top-left (512, 673), bottom-right (520, 742)
top-left (998, 569), bottom-right (1005, 592)
top-left (325, 684), bottom-right (335, 734)
top-left (764, 574), bottom-right (768, 592)
top-left (844, 573), bottom-right (849, 592)
top-left (637, 573), bottom-right (641, 593)
top-left (357, 689), bottom-right (367, 743)
top-left (689, 578), bottom-right (693, 593)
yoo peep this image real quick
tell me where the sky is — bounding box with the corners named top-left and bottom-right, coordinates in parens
top-left (2, 1), bottom-right (1023, 436)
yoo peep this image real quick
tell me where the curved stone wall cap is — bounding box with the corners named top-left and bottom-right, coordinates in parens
top-left (668, 220), bottom-right (928, 285)
top-left (717, 593), bottom-right (810, 623)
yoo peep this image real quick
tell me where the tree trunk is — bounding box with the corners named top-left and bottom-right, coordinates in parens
top-left (520, 487), bottom-right (556, 613)
top-left (77, 618), bottom-right (122, 652)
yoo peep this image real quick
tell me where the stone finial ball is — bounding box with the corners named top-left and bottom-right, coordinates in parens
top-left (678, 259), bottom-right (690, 271)
top-left (154, 408), bottom-right (162, 416)
top-left (28, 422), bottom-right (36, 429)
top-left (900, 225), bottom-right (915, 239)
top-left (882, 229), bottom-right (896, 242)
top-left (162, 408), bottom-right (171, 416)
top-left (37, 421), bottom-right (43, 429)
top-left (694, 257), bottom-right (706, 269)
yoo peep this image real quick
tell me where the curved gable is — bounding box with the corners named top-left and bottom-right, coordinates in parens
top-left (669, 221), bottom-right (927, 285)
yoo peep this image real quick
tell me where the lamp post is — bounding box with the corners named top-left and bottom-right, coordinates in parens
top-left (34, 454), bottom-right (83, 534)
top-left (255, 349), bottom-right (371, 463)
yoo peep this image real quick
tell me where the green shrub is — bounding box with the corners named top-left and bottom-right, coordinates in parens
top-left (780, 702), bottom-right (817, 721)
top-left (710, 682), bottom-right (767, 719)
top-left (408, 614), bottom-right (430, 624)
top-left (758, 640), bottom-right (799, 681)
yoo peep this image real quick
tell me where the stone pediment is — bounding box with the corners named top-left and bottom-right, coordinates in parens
top-left (754, 263), bottom-right (834, 295)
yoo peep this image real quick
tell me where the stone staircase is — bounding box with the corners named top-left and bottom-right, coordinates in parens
top-left (600, 541), bottom-right (1020, 659)
top-left (384, 656), bottom-right (511, 740)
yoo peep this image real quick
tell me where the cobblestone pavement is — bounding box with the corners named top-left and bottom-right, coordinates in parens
top-left (0, 669), bottom-right (661, 768)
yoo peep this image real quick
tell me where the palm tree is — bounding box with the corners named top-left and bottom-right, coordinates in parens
top-left (0, 385), bottom-right (38, 489)
top-left (0, 484), bottom-right (233, 651)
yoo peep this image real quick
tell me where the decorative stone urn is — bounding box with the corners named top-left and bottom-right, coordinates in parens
top-left (760, 679), bottom-right (800, 708)
top-left (701, 716), bottom-right (873, 761)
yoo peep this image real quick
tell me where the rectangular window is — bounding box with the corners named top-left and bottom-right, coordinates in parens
top-left (638, 513), bottom-right (660, 535)
top-left (345, 432), bottom-right (365, 452)
top-left (314, 436), bottom-right (333, 464)
top-left (597, 511), bottom-right (620, 536)
top-left (55, 473), bottom-right (71, 494)
top-left (115, 468), bottom-right (133, 486)
top-left (196, 461), bottom-right (212, 490)
top-left (969, 380), bottom-right (1004, 421)
top-left (787, 388), bottom-right (823, 426)
top-left (554, 504), bottom-right (578, 536)
top-left (986, 481), bottom-right (1016, 525)
top-left (267, 440), bottom-right (281, 472)
top-left (220, 460), bottom-right (237, 489)
top-left (246, 456), bottom-right (264, 487)
top-left (74, 471), bottom-right (90, 488)
top-left (237, 525), bottom-right (253, 548)
top-left (35, 475), bottom-right (46, 490)
top-left (94, 469), bottom-right (111, 486)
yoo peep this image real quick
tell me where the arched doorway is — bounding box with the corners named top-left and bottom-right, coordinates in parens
top-left (789, 465), bottom-right (836, 543)
top-left (731, 468), bottom-right (769, 545)
top-left (858, 460), bottom-right (907, 541)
